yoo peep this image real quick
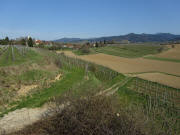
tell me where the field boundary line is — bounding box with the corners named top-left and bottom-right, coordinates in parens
top-left (126, 71), bottom-right (180, 78)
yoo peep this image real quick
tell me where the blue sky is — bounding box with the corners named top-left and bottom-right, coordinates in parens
top-left (0, 0), bottom-right (180, 40)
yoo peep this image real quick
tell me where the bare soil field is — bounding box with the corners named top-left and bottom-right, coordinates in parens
top-left (57, 51), bottom-right (180, 88)
top-left (58, 51), bottom-right (180, 75)
top-left (155, 44), bottom-right (180, 59)
top-left (136, 73), bottom-right (180, 89)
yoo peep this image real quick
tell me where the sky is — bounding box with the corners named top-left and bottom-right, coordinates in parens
top-left (0, 0), bottom-right (180, 40)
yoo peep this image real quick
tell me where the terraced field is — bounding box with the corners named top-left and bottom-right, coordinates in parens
top-left (144, 44), bottom-right (180, 62)
top-left (93, 44), bottom-right (162, 58)
top-left (57, 49), bottom-right (180, 88)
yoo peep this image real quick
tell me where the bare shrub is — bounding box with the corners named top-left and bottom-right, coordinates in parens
top-left (80, 45), bottom-right (90, 54)
top-left (157, 47), bottom-right (163, 53)
top-left (171, 44), bottom-right (175, 48)
top-left (11, 95), bottom-right (144, 135)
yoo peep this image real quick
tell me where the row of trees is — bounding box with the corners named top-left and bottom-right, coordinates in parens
top-left (0, 37), bottom-right (10, 45)
top-left (85, 40), bottom-right (116, 48)
top-left (0, 36), bottom-right (33, 47)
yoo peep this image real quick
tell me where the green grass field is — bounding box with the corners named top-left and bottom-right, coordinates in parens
top-left (93, 44), bottom-right (163, 58)
top-left (17, 69), bottom-right (56, 84)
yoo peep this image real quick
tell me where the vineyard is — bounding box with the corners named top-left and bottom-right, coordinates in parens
top-left (0, 45), bottom-right (40, 67)
top-left (56, 52), bottom-right (120, 82)
top-left (126, 77), bottom-right (180, 133)
top-left (130, 78), bottom-right (180, 108)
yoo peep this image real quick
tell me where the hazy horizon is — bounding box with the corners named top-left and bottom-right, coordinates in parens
top-left (1, 0), bottom-right (180, 40)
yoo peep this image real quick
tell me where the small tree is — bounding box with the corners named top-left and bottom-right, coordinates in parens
top-left (20, 39), bottom-right (26, 45)
top-left (80, 45), bottom-right (90, 54)
top-left (4, 37), bottom-right (9, 45)
top-left (95, 42), bottom-right (99, 47)
top-left (171, 44), bottom-right (175, 48)
top-left (100, 41), bottom-right (103, 46)
top-left (28, 37), bottom-right (33, 47)
top-left (5, 37), bottom-right (9, 42)
top-left (86, 42), bottom-right (90, 47)
top-left (157, 47), bottom-right (163, 53)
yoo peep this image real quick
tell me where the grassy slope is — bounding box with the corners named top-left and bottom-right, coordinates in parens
top-left (0, 47), bottom-right (60, 114)
top-left (18, 69), bottom-right (54, 84)
top-left (0, 69), bottom-right (85, 116)
top-left (1, 69), bottom-right (123, 116)
top-left (93, 45), bottom-right (162, 58)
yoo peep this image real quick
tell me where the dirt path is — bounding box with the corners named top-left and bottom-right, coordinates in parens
top-left (0, 105), bottom-right (48, 134)
top-left (57, 51), bottom-right (180, 88)
top-left (96, 77), bottom-right (131, 96)
top-left (0, 103), bottom-right (67, 135)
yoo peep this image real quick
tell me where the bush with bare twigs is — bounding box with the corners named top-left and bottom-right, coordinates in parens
top-left (11, 95), bottom-right (145, 135)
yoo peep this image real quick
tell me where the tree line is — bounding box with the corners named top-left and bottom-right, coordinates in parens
top-left (0, 36), bottom-right (33, 47)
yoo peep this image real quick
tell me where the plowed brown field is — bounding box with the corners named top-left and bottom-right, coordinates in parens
top-left (155, 44), bottom-right (180, 59)
top-left (136, 73), bottom-right (180, 88)
top-left (57, 51), bottom-right (180, 88)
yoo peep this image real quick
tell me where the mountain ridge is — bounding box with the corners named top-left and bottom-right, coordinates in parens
top-left (54, 33), bottom-right (180, 43)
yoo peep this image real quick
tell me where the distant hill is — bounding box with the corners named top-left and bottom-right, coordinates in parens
top-left (170, 37), bottom-right (180, 42)
top-left (54, 33), bottom-right (180, 43)
top-left (54, 38), bottom-right (83, 43)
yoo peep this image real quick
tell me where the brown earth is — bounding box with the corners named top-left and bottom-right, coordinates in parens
top-left (57, 51), bottom-right (180, 88)
top-left (155, 44), bottom-right (180, 59)
top-left (57, 51), bottom-right (180, 75)
top-left (136, 73), bottom-right (180, 89)
top-left (18, 85), bottom-right (38, 97)
top-left (50, 73), bottom-right (62, 83)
